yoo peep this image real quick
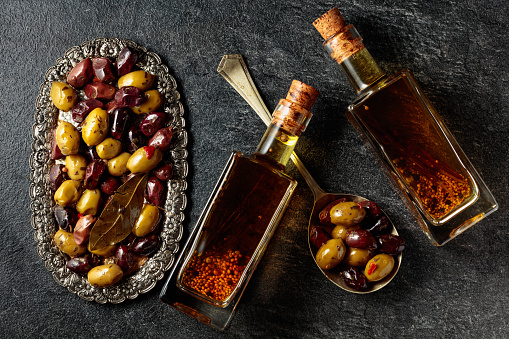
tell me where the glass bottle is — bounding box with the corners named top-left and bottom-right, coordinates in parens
top-left (160, 80), bottom-right (319, 330)
top-left (313, 8), bottom-right (498, 245)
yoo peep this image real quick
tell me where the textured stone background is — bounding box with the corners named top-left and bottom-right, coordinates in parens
top-left (1, 0), bottom-right (508, 338)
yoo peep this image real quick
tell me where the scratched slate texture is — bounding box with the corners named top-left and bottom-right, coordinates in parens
top-left (1, 0), bottom-right (508, 338)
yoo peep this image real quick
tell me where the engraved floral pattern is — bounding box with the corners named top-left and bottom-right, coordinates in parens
top-left (31, 38), bottom-right (187, 303)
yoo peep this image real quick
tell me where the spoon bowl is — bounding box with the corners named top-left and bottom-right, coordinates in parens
top-left (218, 54), bottom-right (402, 293)
top-left (307, 191), bottom-right (401, 293)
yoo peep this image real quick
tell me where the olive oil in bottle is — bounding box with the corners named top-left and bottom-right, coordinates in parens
top-left (313, 7), bottom-right (497, 245)
top-left (160, 80), bottom-right (319, 330)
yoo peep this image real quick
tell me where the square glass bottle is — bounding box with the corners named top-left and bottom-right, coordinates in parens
top-left (313, 8), bottom-right (498, 245)
top-left (160, 80), bottom-right (319, 329)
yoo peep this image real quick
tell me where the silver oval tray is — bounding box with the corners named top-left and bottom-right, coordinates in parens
top-left (30, 38), bottom-right (187, 303)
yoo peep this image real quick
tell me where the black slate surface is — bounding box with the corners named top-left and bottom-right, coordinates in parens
top-left (1, 0), bottom-right (508, 338)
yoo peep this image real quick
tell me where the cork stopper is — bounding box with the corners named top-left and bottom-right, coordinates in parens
top-left (312, 7), bottom-right (346, 40)
top-left (313, 7), bottom-right (365, 64)
top-left (285, 80), bottom-right (320, 111)
top-left (272, 80), bottom-right (319, 136)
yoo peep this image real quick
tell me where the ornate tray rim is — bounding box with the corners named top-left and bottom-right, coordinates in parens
top-left (30, 37), bottom-right (187, 304)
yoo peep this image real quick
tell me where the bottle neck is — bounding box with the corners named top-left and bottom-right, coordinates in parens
top-left (253, 123), bottom-right (299, 169)
top-left (253, 97), bottom-right (313, 169)
top-left (338, 48), bottom-right (385, 93)
top-left (323, 26), bottom-right (385, 93)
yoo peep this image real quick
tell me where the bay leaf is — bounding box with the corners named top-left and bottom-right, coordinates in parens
top-left (88, 173), bottom-right (148, 251)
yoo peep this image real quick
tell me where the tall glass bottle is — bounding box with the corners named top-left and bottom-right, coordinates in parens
top-left (313, 8), bottom-right (497, 245)
top-left (160, 80), bottom-right (319, 330)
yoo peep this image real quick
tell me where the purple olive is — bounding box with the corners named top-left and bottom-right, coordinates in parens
top-left (140, 112), bottom-right (166, 137)
top-left (66, 254), bottom-right (98, 275)
top-left (132, 234), bottom-right (159, 255)
top-left (84, 160), bottom-right (106, 189)
top-left (114, 86), bottom-right (145, 107)
top-left (341, 267), bottom-right (368, 291)
top-left (377, 234), bottom-right (406, 255)
top-left (92, 57), bottom-right (115, 83)
top-left (121, 234), bottom-right (137, 247)
top-left (345, 229), bottom-right (378, 250)
top-left (365, 215), bottom-right (391, 236)
top-left (72, 99), bottom-right (104, 123)
top-left (148, 127), bottom-right (173, 151)
top-left (359, 200), bottom-right (382, 226)
top-left (110, 108), bottom-right (129, 139)
top-left (100, 176), bottom-right (121, 195)
top-left (126, 126), bottom-right (146, 153)
top-left (105, 100), bottom-right (118, 114)
top-left (84, 146), bottom-right (100, 163)
top-left (309, 226), bottom-right (331, 249)
top-left (67, 58), bottom-right (93, 89)
top-left (153, 163), bottom-right (173, 181)
top-left (84, 82), bottom-right (116, 101)
top-left (145, 176), bottom-right (165, 206)
top-left (115, 244), bottom-right (134, 272)
top-left (54, 205), bottom-right (78, 232)
top-left (49, 164), bottom-right (68, 191)
top-left (116, 47), bottom-right (138, 77)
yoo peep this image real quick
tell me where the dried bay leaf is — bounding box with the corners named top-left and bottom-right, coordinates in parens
top-left (88, 173), bottom-right (148, 251)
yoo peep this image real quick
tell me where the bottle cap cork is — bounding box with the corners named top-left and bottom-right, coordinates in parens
top-left (312, 7), bottom-right (346, 40)
top-left (272, 80), bottom-right (319, 136)
top-left (285, 80), bottom-right (320, 111)
top-left (313, 7), bottom-right (365, 64)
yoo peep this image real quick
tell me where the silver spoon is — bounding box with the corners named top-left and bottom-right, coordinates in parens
top-left (217, 54), bottom-right (401, 293)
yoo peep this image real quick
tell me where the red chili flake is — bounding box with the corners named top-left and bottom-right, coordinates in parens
top-left (367, 261), bottom-right (377, 276)
top-left (144, 146), bottom-right (155, 159)
top-left (77, 213), bottom-right (84, 219)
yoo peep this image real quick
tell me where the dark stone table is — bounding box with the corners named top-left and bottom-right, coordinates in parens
top-left (1, 0), bottom-right (508, 337)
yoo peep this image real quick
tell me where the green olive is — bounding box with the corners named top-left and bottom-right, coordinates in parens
top-left (87, 264), bottom-right (123, 287)
top-left (331, 224), bottom-right (361, 240)
top-left (65, 154), bottom-right (87, 181)
top-left (330, 201), bottom-right (366, 226)
top-left (50, 81), bottom-right (77, 111)
top-left (344, 247), bottom-right (375, 267)
top-left (131, 90), bottom-right (163, 115)
top-left (315, 238), bottom-right (346, 270)
top-left (82, 108), bottom-right (109, 146)
top-left (54, 229), bottom-right (87, 257)
top-left (54, 180), bottom-right (82, 206)
top-left (88, 243), bottom-right (117, 257)
top-left (76, 189), bottom-right (101, 215)
top-left (96, 137), bottom-right (122, 160)
top-left (55, 121), bottom-right (80, 155)
top-left (126, 147), bottom-right (163, 174)
top-left (107, 152), bottom-right (131, 176)
top-left (118, 70), bottom-right (155, 91)
top-left (132, 204), bottom-right (160, 237)
top-left (364, 254), bottom-right (395, 282)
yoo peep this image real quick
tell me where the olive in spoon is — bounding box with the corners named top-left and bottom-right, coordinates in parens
top-left (217, 54), bottom-right (402, 293)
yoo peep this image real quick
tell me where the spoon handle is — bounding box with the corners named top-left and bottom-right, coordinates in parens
top-left (218, 54), bottom-right (326, 199)
top-left (217, 54), bottom-right (271, 125)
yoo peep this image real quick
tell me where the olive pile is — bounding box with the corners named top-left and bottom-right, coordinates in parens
top-left (310, 199), bottom-right (405, 291)
top-left (49, 46), bottom-right (174, 287)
